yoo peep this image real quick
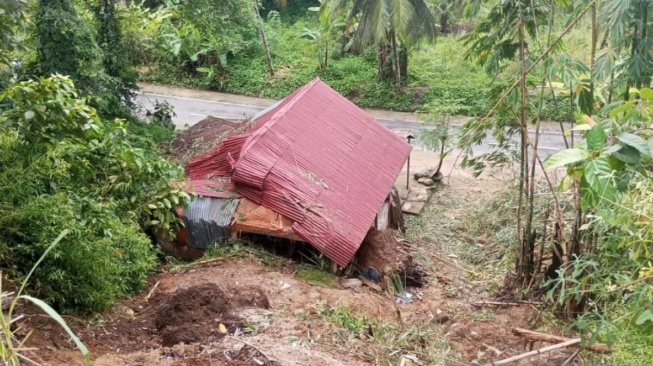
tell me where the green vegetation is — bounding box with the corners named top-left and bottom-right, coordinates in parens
top-left (0, 76), bottom-right (186, 312)
top-left (313, 302), bottom-right (456, 364)
top-left (0, 231), bottom-right (89, 365)
top-left (2, 0), bottom-right (653, 363)
top-left (453, 0), bottom-right (653, 362)
top-left (0, 0), bottom-right (187, 317)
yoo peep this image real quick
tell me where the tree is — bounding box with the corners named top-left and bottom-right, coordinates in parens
top-left (0, 0), bottom-right (28, 68)
top-left (330, 0), bottom-right (438, 84)
top-left (84, 0), bottom-right (139, 106)
top-left (458, 0), bottom-right (595, 285)
top-left (34, 0), bottom-right (106, 94)
top-left (428, 0), bottom-right (467, 33)
top-left (254, 0), bottom-right (275, 75)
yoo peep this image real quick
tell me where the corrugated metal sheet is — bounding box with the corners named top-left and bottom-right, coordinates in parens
top-left (185, 178), bottom-right (238, 199)
top-left (185, 78), bottom-right (411, 265)
top-left (184, 197), bottom-right (238, 249)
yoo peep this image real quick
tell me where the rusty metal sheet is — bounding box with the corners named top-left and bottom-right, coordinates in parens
top-left (231, 198), bottom-right (304, 241)
top-left (184, 197), bottom-right (238, 249)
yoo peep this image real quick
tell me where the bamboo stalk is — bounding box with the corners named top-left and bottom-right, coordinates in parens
top-left (512, 328), bottom-right (612, 354)
top-left (482, 338), bottom-right (581, 366)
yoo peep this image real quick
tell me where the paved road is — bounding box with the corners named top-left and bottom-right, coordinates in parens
top-left (136, 92), bottom-right (575, 157)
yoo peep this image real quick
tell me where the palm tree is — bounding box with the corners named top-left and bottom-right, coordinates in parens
top-left (330, 0), bottom-right (437, 84)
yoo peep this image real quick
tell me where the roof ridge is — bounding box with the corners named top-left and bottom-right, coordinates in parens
top-left (234, 77), bottom-right (323, 168)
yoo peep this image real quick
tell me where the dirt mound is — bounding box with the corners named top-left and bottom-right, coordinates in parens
top-left (358, 229), bottom-right (427, 286)
top-left (225, 285), bottom-right (271, 309)
top-left (66, 282), bottom-right (271, 354)
top-left (169, 117), bottom-right (253, 163)
top-left (156, 284), bottom-right (247, 347)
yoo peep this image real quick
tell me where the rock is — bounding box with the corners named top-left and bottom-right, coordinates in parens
top-left (413, 169), bottom-right (432, 180)
top-left (433, 314), bottom-right (450, 324)
top-left (341, 278), bottom-right (363, 289)
top-left (361, 278), bottom-right (382, 292)
top-left (417, 177), bottom-right (426, 183)
top-left (421, 178), bottom-right (435, 186)
top-left (432, 171), bottom-right (444, 182)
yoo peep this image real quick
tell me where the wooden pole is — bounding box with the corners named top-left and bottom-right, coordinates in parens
top-left (406, 154), bottom-right (410, 189)
top-left (482, 339), bottom-right (581, 366)
top-left (512, 328), bottom-right (612, 354)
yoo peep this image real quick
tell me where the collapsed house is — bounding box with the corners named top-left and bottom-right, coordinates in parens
top-left (161, 78), bottom-right (412, 266)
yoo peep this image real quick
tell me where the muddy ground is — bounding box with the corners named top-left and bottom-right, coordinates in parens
top-left (21, 155), bottom-right (576, 366)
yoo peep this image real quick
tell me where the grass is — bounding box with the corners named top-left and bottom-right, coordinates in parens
top-left (295, 267), bottom-right (337, 287)
top-left (172, 238), bottom-right (293, 271)
top-left (405, 182), bottom-right (518, 283)
top-left (312, 302), bottom-right (459, 365)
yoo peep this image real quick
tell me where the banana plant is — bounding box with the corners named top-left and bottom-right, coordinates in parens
top-left (300, 0), bottom-right (345, 69)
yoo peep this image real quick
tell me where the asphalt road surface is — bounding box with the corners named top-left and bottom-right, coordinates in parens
top-left (136, 92), bottom-right (575, 157)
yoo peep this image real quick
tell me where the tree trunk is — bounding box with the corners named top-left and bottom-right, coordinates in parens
top-left (254, 1), bottom-right (274, 76)
top-left (439, 12), bottom-right (450, 34)
top-left (399, 47), bottom-right (408, 86)
top-left (390, 28), bottom-right (401, 86)
top-left (376, 42), bottom-right (393, 81)
top-left (517, 0), bottom-right (532, 284)
top-left (625, 22), bottom-right (639, 100)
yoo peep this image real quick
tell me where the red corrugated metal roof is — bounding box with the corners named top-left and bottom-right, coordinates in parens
top-left (185, 178), bottom-right (238, 199)
top-left (186, 78), bottom-right (411, 265)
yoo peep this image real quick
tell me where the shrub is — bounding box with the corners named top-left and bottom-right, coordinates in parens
top-left (1, 194), bottom-right (157, 312)
top-left (0, 75), bottom-right (187, 313)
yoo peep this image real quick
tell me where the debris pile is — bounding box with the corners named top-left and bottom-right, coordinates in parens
top-left (156, 284), bottom-right (245, 346)
top-left (357, 229), bottom-right (427, 287)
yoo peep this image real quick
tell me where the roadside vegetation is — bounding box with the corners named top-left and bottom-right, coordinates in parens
top-left (2, 0), bottom-right (653, 364)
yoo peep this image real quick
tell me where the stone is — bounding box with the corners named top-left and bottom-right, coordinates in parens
top-left (417, 177), bottom-right (426, 183)
top-left (341, 278), bottom-right (363, 289)
top-left (413, 169), bottom-right (432, 180)
top-left (433, 314), bottom-right (450, 324)
top-left (421, 178), bottom-right (435, 186)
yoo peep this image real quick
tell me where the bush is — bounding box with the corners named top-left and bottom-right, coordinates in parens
top-left (0, 75), bottom-right (188, 313)
top-left (1, 194), bottom-right (157, 311)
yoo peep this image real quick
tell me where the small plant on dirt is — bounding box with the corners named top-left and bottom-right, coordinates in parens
top-left (244, 322), bottom-right (262, 336)
top-left (316, 302), bottom-right (369, 334)
top-left (418, 115), bottom-right (454, 181)
top-left (444, 286), bottom-right (459, 298)
top-left (388, 273), bottom-right (407, 297)
top-left (469, 308), bottom-right (496, 322)
top-left (0, 230), bottom-right (89, 365)
top-left (146, 100), bottom-right (176, 130)
top-left (203, 238), bottom-right (248, 259)
top-left (299, 250), bottom-right (332, 272)
top-left (314, 302), bottom-right (458, 364)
